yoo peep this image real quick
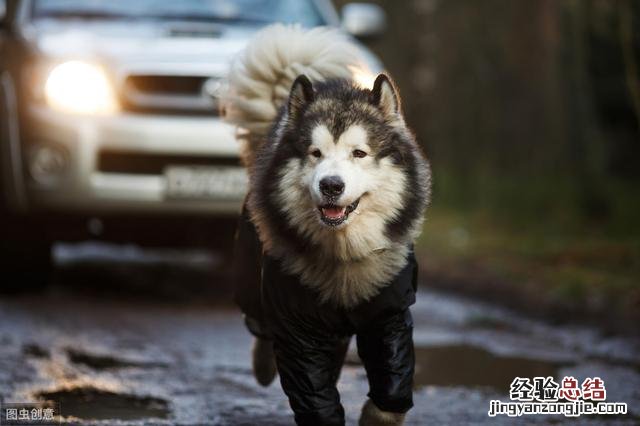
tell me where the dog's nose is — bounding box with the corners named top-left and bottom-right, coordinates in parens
top-left (319, 176), bottom-right (345, 197)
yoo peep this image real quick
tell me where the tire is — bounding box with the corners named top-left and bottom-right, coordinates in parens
top-left (202, 216), bottom-right (239, 284)
top-left (0, 72), bottom-right (52, 293)
top-left (0, 223), bottom-right (52, 293)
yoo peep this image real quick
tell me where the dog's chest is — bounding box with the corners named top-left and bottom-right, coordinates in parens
top-left (260, 249), bottom-right (418, 330)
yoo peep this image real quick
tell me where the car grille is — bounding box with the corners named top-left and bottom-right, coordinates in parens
top-left (129, 75), bottom-right (206, 95)
top-left (121, 75), bottom-right (221, 115)
top-left (98, 150), bottom-right (240, 175)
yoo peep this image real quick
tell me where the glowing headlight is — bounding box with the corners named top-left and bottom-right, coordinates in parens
top-left (349, 65), bottom-right (377, 90)
top-left (44, 61), bottom-right (118, 115)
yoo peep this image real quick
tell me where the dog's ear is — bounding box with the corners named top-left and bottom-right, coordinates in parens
top-left (287, 75), bottom-right (314, 121)
top-left (370, 74), bottom-right (401, 116)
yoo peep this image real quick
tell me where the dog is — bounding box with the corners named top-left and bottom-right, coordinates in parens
top-left (223, 24), bottom-right (431, 426)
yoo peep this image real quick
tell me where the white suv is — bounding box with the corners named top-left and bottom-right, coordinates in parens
top-left (0, 0), bottom-right (384, 287)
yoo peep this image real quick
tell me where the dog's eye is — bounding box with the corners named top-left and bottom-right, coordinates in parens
top-left (310, 149), bottom-right (322, 158)
top-left (352, 149), bottom-right (367, 158)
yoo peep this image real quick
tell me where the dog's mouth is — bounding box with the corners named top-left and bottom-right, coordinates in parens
top-left (318, 198), bottom-right (360, 226)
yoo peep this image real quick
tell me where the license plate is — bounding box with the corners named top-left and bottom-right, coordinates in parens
top-left (165, 166), bottom-right (248, 200)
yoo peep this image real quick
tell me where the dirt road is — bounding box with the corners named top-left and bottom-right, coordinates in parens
top-left (0, 243), bottom-right (638, 425)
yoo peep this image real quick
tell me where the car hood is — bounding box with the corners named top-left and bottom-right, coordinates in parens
top-left (26, 19), bottom-right (255, 76)
top-left (24, 19), bottom-right (382, 80)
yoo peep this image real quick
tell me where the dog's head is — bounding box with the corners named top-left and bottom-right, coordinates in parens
top-left (253, 73), bottom-right (430, 257)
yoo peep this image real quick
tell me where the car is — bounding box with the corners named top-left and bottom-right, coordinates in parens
top-left (0, 0), bottom-right (385, 289)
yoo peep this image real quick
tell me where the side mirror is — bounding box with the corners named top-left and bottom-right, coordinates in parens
top-left (341, 3), bottom-right (386, 39)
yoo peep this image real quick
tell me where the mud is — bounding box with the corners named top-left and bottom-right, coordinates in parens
top-left (37, 387), bottom-right (169, 420)
top-left (0, 242), bottom-right (637, 425)
top-left (23, 343), bottom-right (50, 359)
top-left (66, 349), bottom-right (168, 370)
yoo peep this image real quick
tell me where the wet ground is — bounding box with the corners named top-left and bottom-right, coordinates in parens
top-left (0, 242), bottom-right (639, 425)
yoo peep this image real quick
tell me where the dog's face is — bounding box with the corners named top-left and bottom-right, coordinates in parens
top-left (251, 73), bottom-right (429, 262)
top-left (305, 123), bottom-right (397, 228)
top-left (269, 74), bottom-right (422, 243)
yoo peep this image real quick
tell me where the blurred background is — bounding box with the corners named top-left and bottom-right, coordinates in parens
top-left (0, 1), bottom-right (639, 424)
top-left (343, 0), bottom-right (640, 333)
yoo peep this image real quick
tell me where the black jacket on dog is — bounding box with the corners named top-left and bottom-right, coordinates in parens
top-left (234, 209), bottom-right (417, 425)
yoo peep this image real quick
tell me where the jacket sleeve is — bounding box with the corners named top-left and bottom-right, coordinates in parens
top-left (356, 308), bottom-right (415, 414)
top-left (232, 203), bottom-right (265, 330)
top-left (348, 247), bottom-right (417, 329)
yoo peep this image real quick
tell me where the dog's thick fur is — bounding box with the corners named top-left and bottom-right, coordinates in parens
top-left (223, 24), bottom-right (431, 309)
top-left (359, 399), bottom-right (406, 426)
top-left (223, 24), bottom-right (366, 169)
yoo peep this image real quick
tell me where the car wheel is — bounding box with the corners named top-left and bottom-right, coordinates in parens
top-left (203, 216), bottom-right (239, 281)
top-left (0, 226), bottom-right (52, 293)
top-left (0, 73), bottom-right (52, 293)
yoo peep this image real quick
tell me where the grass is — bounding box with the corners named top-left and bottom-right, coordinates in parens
top-left (415, 173), bottom-right (640, 332)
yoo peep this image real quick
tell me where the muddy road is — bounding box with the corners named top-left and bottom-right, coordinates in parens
top-left (0, 242), bottom-right (638, 425)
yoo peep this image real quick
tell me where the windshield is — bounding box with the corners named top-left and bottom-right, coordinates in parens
top-left (32, 0), bottom-right (325, 27)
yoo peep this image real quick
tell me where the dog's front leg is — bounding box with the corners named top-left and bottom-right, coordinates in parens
top-left (272, 333), bottom-right (348, 426)
top-left (356, 309), bottom-right (414, 426)
top-left (359, 399), bottom-right (406, 426)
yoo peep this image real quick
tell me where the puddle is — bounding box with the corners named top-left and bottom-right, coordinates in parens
top-left (37, 387), bottom-right (170, 420)
top-left (66, 348), bottom-right (167, 370)
top-left (23, 343), bottom-right (50, 359)
top-left (414, 344), bottom-right (569, 390)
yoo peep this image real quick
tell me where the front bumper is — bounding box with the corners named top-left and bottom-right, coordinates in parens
top-left (20, 106), bottom-right (247, 216)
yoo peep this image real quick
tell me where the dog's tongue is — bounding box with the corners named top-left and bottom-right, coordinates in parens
top-left (322, 206), bottom-right (346, 219)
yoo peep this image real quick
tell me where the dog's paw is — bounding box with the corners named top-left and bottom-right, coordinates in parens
top-left (358, 399), bottom-right (406, 426)
top-left (252, 337), bottom-right (277, 387)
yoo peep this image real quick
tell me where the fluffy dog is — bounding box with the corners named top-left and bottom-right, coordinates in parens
top-left (223, 24), bottom-right (431, 426)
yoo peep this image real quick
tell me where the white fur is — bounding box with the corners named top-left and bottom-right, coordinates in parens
top-left (222, 24), bottom-right (367, 140)
top-left (254, 123), bottom-right (412, 307)
top-left (224, 25), bottom-right (430, 308)
top-left (309, 124), bottom-right (370, 207)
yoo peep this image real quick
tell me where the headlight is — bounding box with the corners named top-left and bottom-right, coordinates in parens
top-left (44, 61), bottom-right (118, 115)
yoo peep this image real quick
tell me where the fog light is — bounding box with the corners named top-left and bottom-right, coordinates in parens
top-left (29, 144), bottom-right (68, 184)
